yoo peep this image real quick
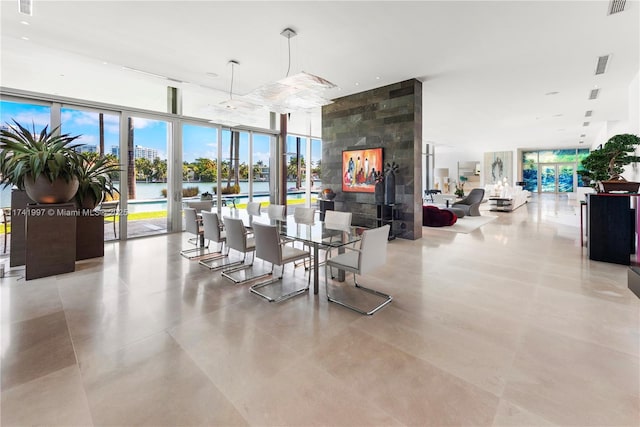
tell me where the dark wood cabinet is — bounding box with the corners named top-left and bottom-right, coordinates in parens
top-left (587, 194), bottom-right (636, 265)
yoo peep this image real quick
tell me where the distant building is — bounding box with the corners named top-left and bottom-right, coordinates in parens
top-left (135, 145), bottom-right (158, 161)
top-left (77, 144), bottom-right (97, 154)
top-left (110, 145), bottom-right (159, 160)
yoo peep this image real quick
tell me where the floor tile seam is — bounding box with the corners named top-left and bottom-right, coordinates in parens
top-left (521, 319), bottom-right (640, 360)
top-left (529, 283), bottom-right (640, 313)
top-left (487, 397), bottom-right (560, 427)
top-left (346, 322), bottom-right (506, 401)
top-left (73, 328), bottom-right (173, 374)
top-left (161, 330), bottom-right (252, 426)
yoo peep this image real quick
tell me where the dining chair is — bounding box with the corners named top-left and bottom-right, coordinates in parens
top-left (292, 206), bottom-right (317, 269)
top-left (246, 201), bottom-right (262, 216)
top-left (250, 222), bottom-right (311, 302)
top-left (267, 204), bottom-right (286, 221)
top-left (180, 208), bottom-right (208, 259)
top-left (221, 216), bottom-right (269, 284)
top-left (325, 224), bottom-right (392, 315)
top-left (198, 211), bottom-right (230, 269)
top-left (97, 200), bottom-right (119, 238)
top-left (323, 210), bottom-right (353, 278)
top-left (293, 206), bottom-right (316, 224)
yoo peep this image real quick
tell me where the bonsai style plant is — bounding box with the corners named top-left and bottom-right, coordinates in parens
top-left (74, 153), bottom-right (121, 209)
top-left (579, 133), bottom-right (640, 192)
top-left (0, 120), bottom-right (82, 203)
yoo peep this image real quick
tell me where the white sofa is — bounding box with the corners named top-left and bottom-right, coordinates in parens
top-left (484, 184), bottom-right (530, 212)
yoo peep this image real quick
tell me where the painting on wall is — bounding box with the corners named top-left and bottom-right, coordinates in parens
top-left (484, 151), bottom-right (513, 184)
top-left (342, 147), bottom-right (383, 193)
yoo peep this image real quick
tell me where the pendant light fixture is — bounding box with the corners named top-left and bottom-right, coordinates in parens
top-left (240, 27), bottom-right (336, 114)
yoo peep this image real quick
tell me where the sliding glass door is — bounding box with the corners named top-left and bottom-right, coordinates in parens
top-left (125, 116), bottom-right (171, 238)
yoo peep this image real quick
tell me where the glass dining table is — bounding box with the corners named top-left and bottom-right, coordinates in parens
top-left (219, 207), bottom-right (364, 295)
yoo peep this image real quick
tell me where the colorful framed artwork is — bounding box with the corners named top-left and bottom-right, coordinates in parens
top-left (342, 147), bottom-right (383, 193)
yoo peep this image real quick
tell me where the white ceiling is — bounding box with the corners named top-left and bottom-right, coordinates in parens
top-left (1, 0), bottom-right (638, 151)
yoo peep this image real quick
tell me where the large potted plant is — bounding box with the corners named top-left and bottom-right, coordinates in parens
top-left (0, 120), bottom-right (81, 203)
top-left (579, 133), bottom-right (640, 192)
top-left (74, 152), bottom-right (121, 209)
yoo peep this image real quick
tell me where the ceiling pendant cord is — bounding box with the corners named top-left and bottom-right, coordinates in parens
top-left (286, 35), bottom-right (291, 77)
top-left (229, 61), bottom-right (235, 99)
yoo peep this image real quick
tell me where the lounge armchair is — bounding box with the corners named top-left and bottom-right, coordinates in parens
top-left (452, 188), bottom-right (485, 216)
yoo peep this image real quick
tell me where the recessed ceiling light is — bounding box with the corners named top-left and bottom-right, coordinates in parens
top-left (20, 36), bottom-right (29, 41)
top-left (355, 82), bottom-right (359, 86)
top-left (20, 20), bottom-right (29, 25)
top-left (552, 114), bottom-right (563, 117)
top-left (545, 91), bottom-right (559, 96)
top-left (206, 72), bottom-right (219, 78)
top-left (376, 76), bottom-right (381, 80)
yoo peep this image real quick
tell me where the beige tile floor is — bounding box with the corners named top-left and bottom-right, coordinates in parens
top-left (1, 194), bottom-right (638, 426)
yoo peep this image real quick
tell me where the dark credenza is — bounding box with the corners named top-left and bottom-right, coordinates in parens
top-left (587, 193), bottom-right (637, 265)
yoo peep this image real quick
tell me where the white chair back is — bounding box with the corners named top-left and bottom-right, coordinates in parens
top-left (201, 211), bottom-right (223, 243)
top-left (359, 225), bottom-right (390, 274)
top-left (246, 202), bottom-right (261, 216)
top-left (185, 200), bottom-right (213, 213)
top-left (184, 208), bottom-right (199, 235)
top-left (293, 207), bottom-right (316, 224)
top-left (324, 210), bottom-right (352, 230)
top-left (267, 204), bottom-right (286, 221)
top-left (252, 222), bottom-right (283, 266)
top-left (223, 217), bottom-right (249, 252)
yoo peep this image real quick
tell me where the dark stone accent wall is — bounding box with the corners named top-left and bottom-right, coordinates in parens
top-left (322, 79), bottom-right (422, 240)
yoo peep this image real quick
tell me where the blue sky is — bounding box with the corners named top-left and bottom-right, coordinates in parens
top-left (1, 100), bottom-right (321, 165)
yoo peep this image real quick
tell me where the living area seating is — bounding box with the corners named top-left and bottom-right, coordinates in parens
top-left (423, 205), bottom-right (458, 227)
top-left (452, 188), bottom-right (485, 216)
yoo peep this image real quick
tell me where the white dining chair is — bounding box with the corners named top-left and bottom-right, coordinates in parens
top-left (246, 201), bottom-right (262, 216)
top-left (325, 224), bottom-right (392, 315)
top-left (221, 216), bottom-right (270, 284)
top-left (250, 222), bottom-right (311, 302)
top-left (267, 204), bottom-right (287, 221)
top-left (198, 211), bottom-right (230, 269)
top-left (323, 210), bottom-right (353, 277)
top-left (180, 208), bottom-right (208, 259)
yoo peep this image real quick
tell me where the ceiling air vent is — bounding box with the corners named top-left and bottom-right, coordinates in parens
top-left (608, 0), bottom-right (626, 15)
top-left (583, 122), bottom-right (590, 127)
top-left (589, 88), bottom-right (600, 100)
top-left (595, 55), bottom-right (610, 75)
top-left (585, 110), bottom-right (593, 117)
top-left (18, 0), bottom-right (32, 15)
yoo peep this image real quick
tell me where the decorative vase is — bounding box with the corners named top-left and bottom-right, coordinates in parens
top-left (375, 181), bottom-right (385, 204)
top-left (24, 174), bottom-right (79, 204)
top-left (385, 172), bottom-right (396, 205)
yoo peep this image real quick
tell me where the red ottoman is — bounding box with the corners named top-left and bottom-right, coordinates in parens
top-left (423, 205), bottom-right (458, 227)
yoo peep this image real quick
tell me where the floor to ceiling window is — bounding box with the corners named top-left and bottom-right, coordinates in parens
top-left (522, 148), bottom-right (589, 193)
top-left (0, 100), bottom-right (52, 207)
top-left (1, 90), bottom-right (319, 242)
top-left (125, 116), bottom-right (171, 238)
top-left (61, 107), bottom-right (121, 240)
